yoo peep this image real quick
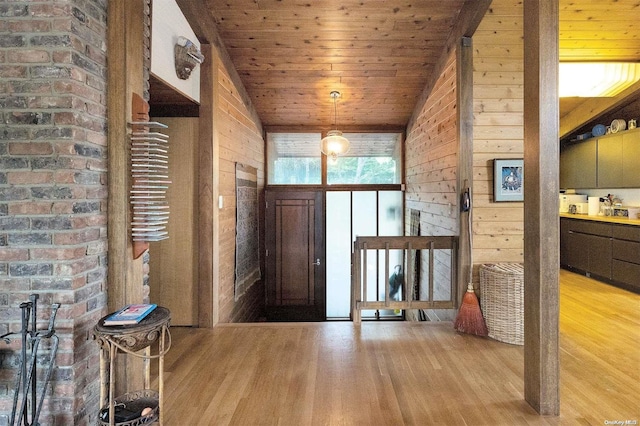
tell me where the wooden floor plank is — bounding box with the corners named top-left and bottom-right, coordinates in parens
top-left (157, 271), bottom-right (639, 425)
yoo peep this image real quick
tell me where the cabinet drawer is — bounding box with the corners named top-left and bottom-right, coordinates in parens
top-left (612, 225), bottom-right (640, 242)
top-left (612, 239), bottom-right (640, 264)
top-left (569, 220), bottom-right (612, 237)
top-left (612, 260), bottom-right (640, 290)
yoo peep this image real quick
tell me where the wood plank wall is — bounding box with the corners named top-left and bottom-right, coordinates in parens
top-left (405, 52), bottom-right (457, 320)
top-left (404, 0), bottom-right (525, 316)
top-left (215, 56), bottom-right (266, 323)
top-left (472, 0), bottom-right (525, 272)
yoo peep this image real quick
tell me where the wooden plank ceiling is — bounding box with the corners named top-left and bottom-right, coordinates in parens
top-left (196, 0), bottom-right (470, 128)
top-left (157, 0), bottom-right (640, 133)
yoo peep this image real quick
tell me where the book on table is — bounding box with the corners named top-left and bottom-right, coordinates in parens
top-left (104, 304), bottom-right (157, 326)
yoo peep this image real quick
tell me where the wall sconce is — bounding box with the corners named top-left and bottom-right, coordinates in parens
top-left (174, 36), bottom-right (204, 80)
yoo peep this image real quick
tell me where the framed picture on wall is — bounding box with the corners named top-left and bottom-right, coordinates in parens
top-left (493, 158), bottom-right (524, 202)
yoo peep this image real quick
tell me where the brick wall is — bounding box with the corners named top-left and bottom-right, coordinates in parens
top-left (0, 1), bottom-right (108, 424)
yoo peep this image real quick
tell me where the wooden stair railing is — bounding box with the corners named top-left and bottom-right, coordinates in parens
top-left (351, 236), bottom-right (458, 324)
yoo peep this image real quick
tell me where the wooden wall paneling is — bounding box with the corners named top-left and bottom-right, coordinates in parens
top-left (472, 0), bottom-right (525, 283)
top-left (523, 0), bottom-right (560, 416)
top-left (149, 117), bottom-right (199, 326)
top-left (215, 61), bottom-right (266, 322)
top-left (404, 52), bottom-right (458, 320)
top-left (198, 43), bottom-right (218, 328)
top-left (106, 0), bottom-right (146, 395)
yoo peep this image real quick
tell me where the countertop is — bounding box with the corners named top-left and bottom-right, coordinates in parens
top-left (560, 213), bottom-right (640, 226)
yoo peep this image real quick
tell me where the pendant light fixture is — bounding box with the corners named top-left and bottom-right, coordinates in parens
top-left (320, 91), bottom-right (350, 161)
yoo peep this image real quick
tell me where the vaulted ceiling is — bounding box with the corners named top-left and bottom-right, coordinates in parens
top-left (161, 0), bottom-right (640, 134)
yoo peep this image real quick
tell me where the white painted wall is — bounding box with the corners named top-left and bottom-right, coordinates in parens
top-left (151, 0), bottom-right (200, 103)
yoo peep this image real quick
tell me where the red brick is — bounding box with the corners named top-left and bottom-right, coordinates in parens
top-left (54, 229), bottom-right (100, 245)
top-left (54, 170), bottom-right (75, 184)
top-left (0, 248), bottom-right (29, 261)
top-left (29, 247), bottom-right (87, 261)
top-left (53, 142), bottom-right (77, 155)
top-left (52, 50), bottom-right (73, 64)
top-left (8, 20), bottom-right (51, 33)
top-left (51, 202), bottom-right (74, 215)
top-left (86, 158), bottom-right (107, 172)
top-left (8, 201), bottom-right (53, 215)
top-left (28, 96), bottom-right (73, 109)
top-left (29, 4), bottom-right (70, 18)
top-left (71, 187), bottom-right (87, 199)
top-left (51, 17), bottom-right (73, 32)
top-left (54, 257), bottom-right (98, 276)
top-left (7, 171), bottom-right (54, 184)
top-left (0, 65), bottom-right (28, 78)
top-left (85, 187), bottom-right (107, 199)
top-left (53, 80), bottom-right (101, 104)
top-left (7, 50), bottom-right (51, 63)
top-left (8, 142), bottom-right (54, 155)
top-left (86, 130), bottom-right (107, 146)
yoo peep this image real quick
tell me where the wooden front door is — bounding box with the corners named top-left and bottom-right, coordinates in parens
top-left (265, 190), bottom-right (325, 321)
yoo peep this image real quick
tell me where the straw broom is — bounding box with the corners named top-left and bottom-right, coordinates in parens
top-left (454, 185), bottom-right (488, 336)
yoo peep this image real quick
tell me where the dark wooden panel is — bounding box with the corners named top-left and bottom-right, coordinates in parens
top-left (265, 190), bottom-right (325, 321)
top-left (612, 259), bottom-right (640, 292)
top-left (570, 219), bottom-right (612, 238)
top-left (612, 224), bottom-right (640, 242)
top-left (612, 239), bottom-right (640, 264)
top-left (566, 231), bottom-right (590, 271)
top-left (276, 199), bottom-right (315, 305)
top-left (588, 235), bottom-right (612, 279)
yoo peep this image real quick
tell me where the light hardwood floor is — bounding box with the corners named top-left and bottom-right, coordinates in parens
top-left (159, 270), bottom-right (639, 425)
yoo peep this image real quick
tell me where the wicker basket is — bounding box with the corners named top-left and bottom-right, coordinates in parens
top-left (479, 263), bottom-right (524, 345)
top-left (99, 389), bottom-right (158, 425)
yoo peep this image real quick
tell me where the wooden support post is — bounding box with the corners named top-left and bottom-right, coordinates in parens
top-left (107, 0), bottom-right (146, 395)
top-left (523, 0), bottom-right (560, 416)
top-left (198, 43), bottom-right (218, 328)
top-left (457, 36), bottom-right (474, 305)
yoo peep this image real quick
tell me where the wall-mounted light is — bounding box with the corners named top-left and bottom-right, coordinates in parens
top-left (559, 62), bottom-right (640, 97)
top-left (174, 36), bottom-right (204, 80)
top-left (320, 91), bottom-right (350, 161)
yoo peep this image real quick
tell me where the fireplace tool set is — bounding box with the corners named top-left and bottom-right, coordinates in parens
top-left (1, 294), bottom-right (60, 426)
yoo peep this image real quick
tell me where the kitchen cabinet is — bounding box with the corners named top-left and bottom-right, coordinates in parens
top-left (596, 135), bottom-right (623, 188)
top-left (561, 217), bottom-right (640, 293)
top-left (611, 225), bottom-right (640, 292)
top-left (560, 218), bottom-right (612, 279)
top-left (559, 138), bottom-right (597, 189)
top-left (622, 131), bottom-right (640, 187)
top-left (560, 128), bottom-right (640, 189)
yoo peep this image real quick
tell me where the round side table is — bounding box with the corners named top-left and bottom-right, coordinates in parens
top-left (94, 307), bottom-right (171, 425)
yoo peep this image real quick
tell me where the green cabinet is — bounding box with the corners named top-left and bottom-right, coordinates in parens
top-left (560, 128), bottom-right (640, 189)
top-left (596, 134), bottom-right (623, 188)
top-left (622, 131), bottom-right (640, 187)
top-left (559, 138), bottom-right (597, 189)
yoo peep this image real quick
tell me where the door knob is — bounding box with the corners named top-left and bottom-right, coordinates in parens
top-left (312, 258), bottom-right (321, 266)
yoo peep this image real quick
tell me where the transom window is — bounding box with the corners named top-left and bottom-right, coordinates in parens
top-left (267, 132), bottom-right (403, 185)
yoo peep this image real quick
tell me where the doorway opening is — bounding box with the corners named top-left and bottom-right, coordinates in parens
top-left (265, 131), bottom-right (404, 321)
